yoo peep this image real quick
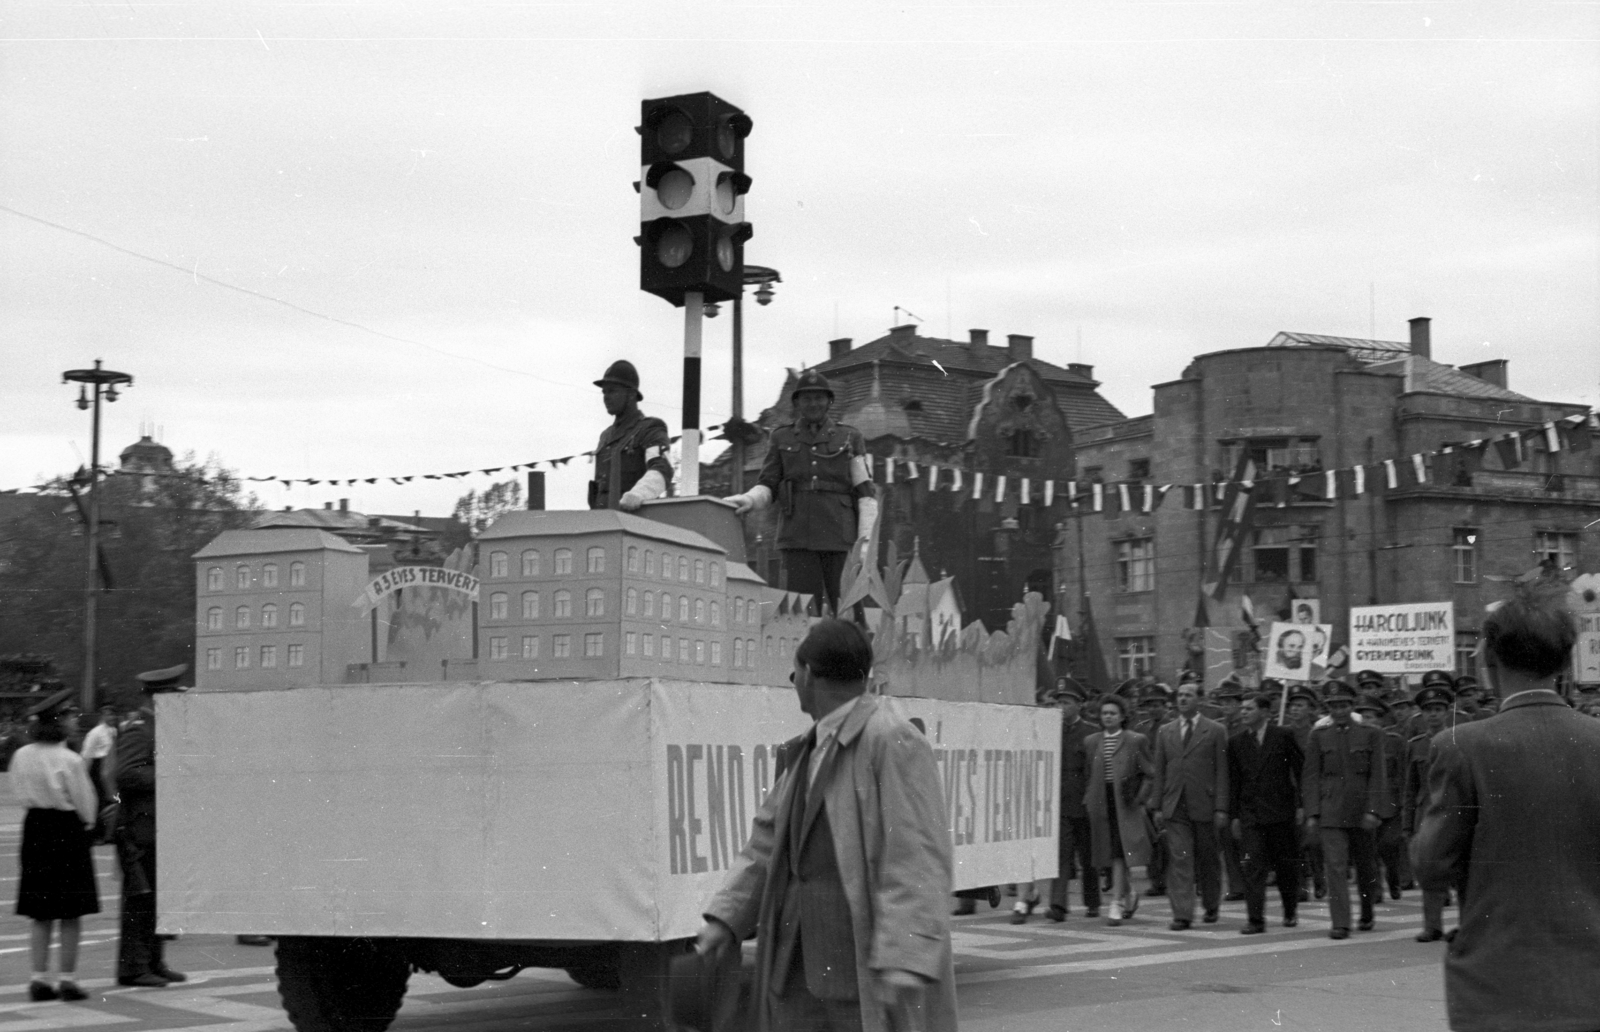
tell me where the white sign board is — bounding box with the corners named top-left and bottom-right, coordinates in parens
top-left (1574, 613), bottom-right (1600, 684)
top-left (1263, 621), bottom-right (1331, 681)
top-left (1349, 602), bottom-right (1455, 674)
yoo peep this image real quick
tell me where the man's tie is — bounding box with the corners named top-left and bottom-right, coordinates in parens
top-left (1182, 718), bottom-right (1192, 747)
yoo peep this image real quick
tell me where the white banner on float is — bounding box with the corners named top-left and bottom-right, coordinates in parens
top-left (1349, 602), bottom-right (1455, 674)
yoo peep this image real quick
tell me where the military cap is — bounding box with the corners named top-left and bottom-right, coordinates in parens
top-left (1287, 685), bottom-right (1320, 707)
top-left (1388, 690), bottom-right (1416, 709)
top-left (1214, 678), bottom-right (1245, 700)
top-left (1353, 693), bottom-right (1390, 718)
top-left (1113, 678), bottom-right (1142, 701)
top-left (1139, 683), bottom-right (1173, 706)
top-left (594, 359), bottom-right (644, 399)
top-left (1323, 681), bottom-right (1360, 703)
top-left (1177, 669), bottom-right (1202, 686)
top-left (1259, 677), bottom-right (1285, 693)
top-left (1420, 669), bottom-right (1455, 691)
top-left (789, 368), bottom-right (835, 400)
top-left (1052, 677), bottom-right (1087, 702)
top-left (136, 663), bottom-right (189, 693)
top-left (1355, 669), bottom-right (1386, 689)
top-left (25, 687), bottom-right (76, 718)
top-left (1414, 685), bottom-right (1454, 710)
top-left (1451, 673), bottom-right (1481, 697)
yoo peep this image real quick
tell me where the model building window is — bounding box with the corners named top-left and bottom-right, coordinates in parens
top-left (522, 635), bottom-right (539, 658)
top-left (207, 648), bottom-right (222, 670)
top-left (1116, 636), bottom-right (1155, 680)
top-left (1007, 429), bottom-right (1038, 458)
top-left (236, 605), bottom-right (251, 629)
top-left (289, 602), bottom-right (305, 626)
top-left (587, 547), bottom-right (605, 574)
top-left (678, 596), bottom-right (690, 623)
top-left (287, 644), bottom-right (304, 667)
top-left (522, 591), bottom-right (540, 619)
top-left (290, 562), bottom-right (306, 587)
top-left (236, 565), bottom-right (251, 589)
top-left (490, 592), bottom-right (508, 619)
top-left (643, 633), bottom-right (655, 657)
top-left (489, 637), bottom-right (508, 660)
top-left (626, 588), bottom-right (638, 616)
top-left (1535, 530), bottom-right (1577, 571)
top-left (661, 552), bottom-right (673, 579)
top-left (584, 633), bottom-right (603, 658)
top-left (586, 588), bottom-right (605, 617)
top-left (553, 590), bottom-right (572, 618)
top-left (260, 645), bottom-right (277, 668)
top-left (207, 566), bottom-right (224, 591)
top-left (733, 597), bottom-right (745, 624)
top-left (261, 603), bottom-right (278, 628)
top-left (710, 601), bottom-right (722, 627)
top-left (694, 599), bottom-right (706, 624)
top-left (694, 640), bottom-right (705, 664)
top-left (627, 547), bottom-right (640, 573)
top-left (1453, 529), bottom-right (1478, 584)
top-left (554, 549), bottom-right (572, 575)
top-left (709, 562), bottom-right (721, 587)
top-left (659, 593), bottom-right (672, 622)
top-left (235, 646), bottom-right (250, 669)
top-left (711, 641), bottom-right (722, 666)
top-left (1128, 459), bottom-right (1150, 482)
top-left (488, 551), bottom-right (508, 578)
top-left (733, 638), bottom-right (746, 669)
top-left (645, 550), bottom-right (657, 576)
top-left (262, 563), bottom-right (278, 587)
top-left (1115, 538), bottom-right (1155, 593)
top-left (521, 550), bottom-right (541, 576)
top-left (643, 591), bottom-right (655, 618)
top-left (695, 559), bottom-right (706, 584)
top-left (1222, 438), bottom-right (1322, 476)
top-left (678, 638), bottom-right (690, 663)
top-left (625, 632), bottom-right (637, 655)
top-left (207, 607), bottom-right (223, 631)
top-left (678, 556), bottom-right (691, 581)
top-left (553, 634), bottom-right (571, 658)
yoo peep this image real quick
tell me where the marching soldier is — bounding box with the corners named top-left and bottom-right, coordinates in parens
top-left (1354, 693), bottom-right (1408, 900)
top-left (1133, 683), bottom-right (1175, 898)
top-left (1303, 682), bottom-right (1388, 939)
top-left (1212, 678), bottom-right (1249, 901)
top-left (722, 370), bottom-right (878, 615)
top-left (1213, 679), bottom-right (1246, 735)
top-left (1279, 682), bottom-right (1323, 901)
top-left (589, 360), bottom-right (674, 511)
top-left (1450, 673), bottom-right (1491, 721)
top-left (1404, 681), bottom-right (1461, 942)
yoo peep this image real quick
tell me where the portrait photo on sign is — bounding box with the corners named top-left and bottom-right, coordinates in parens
top-left (1290, 599), bottom-right (1321, 625)
top-left (1264, 621), bottom-right (1331, 681)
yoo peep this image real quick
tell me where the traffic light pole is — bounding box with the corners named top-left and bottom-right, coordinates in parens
top-left (681, 290), bottom-right (703, 497)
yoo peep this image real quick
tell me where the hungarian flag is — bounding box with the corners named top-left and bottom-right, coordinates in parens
top-left (1048, 613), bottom-right (1072, 659)
top-left (1202, 453), bottom-right (1260, 600)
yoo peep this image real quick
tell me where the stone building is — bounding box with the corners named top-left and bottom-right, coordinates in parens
top-left (1064, 318), bottom-right (1599, 686)
top-left (704, 324), bottom-right (1125, 631)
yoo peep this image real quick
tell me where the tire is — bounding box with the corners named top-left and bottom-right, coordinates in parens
top-left (276, 936), bottom-right (410, 1032)
top-left (565, 962), bottom-right (622, 991)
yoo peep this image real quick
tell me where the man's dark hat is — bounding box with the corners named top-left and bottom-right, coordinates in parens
top-left (666, 946), bottom-right (743, 1032)
top-left (1354, 693), bottom-right (1390, 718)
top-left (1451, 673), bottom-right (1481, 696)
top-left (1288, 685), bottom-right (1320, 707)
top-left (1214, 678), bottom-right (1244, 700)
top-left (1052, 677), bottom-right (1087, 703)
top-left (1323, 681), bottom-right (1359, 703)
top-left (790, 368), bottom-right (834, 401)
top-left (1414, 685), bottom-right (1454, 710)
top-left (1355, 669), bottom-right (1385, 689)
top-left (594, 359), bottom-right (644, 400)
top-left (1139, 683), bottom-right (1171, 705)
top-left (1420, 669), bottom-right (1455, 691)
top-left (137, 664), bottom-right (189, 694)
top-left (1259, 677), bottom-right (1284, 692)
top-left (26, 688), bottom-right (76, 718)
top-left (1113, 678), bottom-right (1141, 701)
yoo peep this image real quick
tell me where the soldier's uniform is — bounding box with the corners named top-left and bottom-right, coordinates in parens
top-left (1281, 682), bottom-right (1324, 900)
top-left (114, 665), bottom-right (189, 987)
top-left (1354, 694), bottom-right (1409, 899)
top-left (1303, 682), bottom-right (1388, 935)
top-left (1404, 681), bottom-right (1461, 941)
top-left (1132, 683), bottom-right (1174, 896)
top-left (588, 360), bottom-right (674, 511)
top-left (1213, 678), bottom-right (1248, 899)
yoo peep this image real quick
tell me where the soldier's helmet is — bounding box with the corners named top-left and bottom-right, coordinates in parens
top-left (594, 360), bottom-right (644, 400)
top-left (136, 663), bottom-right (190, 694)
top-left (790, 368), bottom-right (835, 401)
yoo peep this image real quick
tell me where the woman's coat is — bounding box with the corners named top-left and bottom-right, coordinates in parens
top-left (1082, 728), bottom-right (1155, 869)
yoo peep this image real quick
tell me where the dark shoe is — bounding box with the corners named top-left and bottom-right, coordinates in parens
top-left (1203, 909), bottom-right (1219, 924)
top-left (1315, 886), bottom-right (1327, 900)
top-left (118, 973), bottom-right (170, 988)
top-left (1084, 907), bottom-right (1100, 918)
top-left (1125, 894), bottom-right (1140, 918)
top-left (1401, 880), bottom-right (1416, 891)
top-left (1168, 919), bottom-right (1192, 930)
top-left (1389, 885), bottom-right (1402, 900)
top-left (1357, 918), bottom-right (1375, 932)
top-left (1009, 905), bottom-right (1029, 925)
top-left (58, 981), bottom-right (88, 1002)
top-left (1144, 887), bottom-right (1167, 898)
top-left (1046, 905), bottom-right (1067, 923)
top-left (1415, 929), bottom-right (1444, 943)
top-left (153, 967), bottom-right (187, 983)
top-left (1240, 923), bottom-right (1266, 935)
top-left (236, 935), bottom-right (274, 947)
top-left (1283, 913), bottom-right (1299, 928)
top-left (1224, 892), bottom-right (1246, 902)
top-left (1297, 889), bottom-right (1310, 903)
top-left (29, 980), bottom-right (58, 1002)
top-left (1445, 928), bottom-right (1459, 943)
top-left (1329, 928), bottom-right (1350, 940)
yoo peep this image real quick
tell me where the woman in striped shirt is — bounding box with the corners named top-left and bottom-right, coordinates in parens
top-left (1082, 694), bottom-right (1155, 925)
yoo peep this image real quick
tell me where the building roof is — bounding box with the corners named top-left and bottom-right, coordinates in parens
top-left (1265, 331), bottom-right (1412, 364)
top-left (194, 528), bottom-right (364, 559)
top-left (726, 561), bottom-right (765, 584)
top-left (254, 508), bottom-right (431, 536)
top-left (477, 509), bottom-right (726, 554)
top-left (1265, 331), bottom-right (1536, 402)
top-left (118, 435), bottom-right (174, 472)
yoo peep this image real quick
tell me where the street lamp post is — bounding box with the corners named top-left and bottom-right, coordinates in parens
top-left (62, 360), bottom-right (133, 711)
top-left (724, 265), bottom-right (780, 493)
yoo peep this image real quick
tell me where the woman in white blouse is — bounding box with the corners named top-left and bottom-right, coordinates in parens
top-left (7, 701), bottom-right (99, 1002)
top-left (1082, 694), bottom-right (1155, 926)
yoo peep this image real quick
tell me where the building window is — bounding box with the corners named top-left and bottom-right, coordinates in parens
top-left (734, 598), bottom-right (745, 624)
top-left (1453, 529), bottom-right (1478, 584)
top-left (677, 596), bottom-right (689, 623)
top-left (643, 591), bottom-right (655, 618)
top-left (694, 599), bottom-right (706, 624)
top-left (1081, 465), bottom-right (1103, 484)
top-left (289, 602), bottom-right (305, 626)
top-left (522, 591), bottom-right (540, 619)
top-left (207, 607), bottom-right (223, 631)
top-left (490, 592), bottom-right (508, 619)
top-left (1116, 538), bottom-right (1155, 593)
top-left (236, 605), bottom-right (251, 629)
top-left (625, 587), bottom-right (638, 616)
top-left (586, 588), bottom-right (605, 617)
top-left (643, 633), bottom-right (655, 657)
top-left (586, 547), bottom-right (605, 574)
top-left (521, 550), bottom-right (541, 576)
top-left (235, 646), bottom-right (250, 669)
top-left (236, 565), bottom-right (251, 589)
top-left (678, 638), bottom-right (691, 663)
top-left (290, 562), bottom-right (306, 587)
top-left (207, 566), bottom-right (224, 591)
top-left (553, 590), bottom-right (572, 618)
top-left (678, 556), bottom-right (690, 581)
top-left (627, 547), bottom-right (640, 573)
top-left (262, 563), bottom-right (278, 587)
top-left (287, 644), bottom-right (304, 668)
top-left (1455, 630), bottom-right (1479, 677)
top-left (522, 635), bottom-right (539, 658)
top-left (554, 549), bottom-right (572, 575)
top-left (766, 635), bottom-right (774, 656)
top-left (661, 552), bottom-right (674, 579)
top-left (206, 647), bottom-right (222, 670)
top-left (645, 550), bottom-right (657, 577)
top-left (710, 562), bottom-right (721, 588)
top-left (1128, 458), bottom-right (1151, 481)
top-left (490, 551), bottom-right (509, 578)
top-left (584, 632), bottom-right (603, 658)
top-left (490, 637), bottom-right (509, 660)
top-left (1223, 438), bottom-right (1322, 477)
top-left (625, 632), bottom-right (637, 655)
top-left (261, 645), bottom-right (277, 668)
top-left (694, 640), bottom-right (706, 664)
top-left (660, 593), bottom-right (673, 623)
top-left (710, 601), bottom-right (721, 627)
top-left (1245, 525), bottom-right (1318, 584)
top-left (261, 603), bottom-right (278, 628)
top-left (1007, 429), bottom-right (1037, 458)
top-left (733, 638), bottom-right (746, 669)
top-left (553, 634), bottom-right (571, 658)
top-left (1535, 531), bottom-right (1577, 571)
top-left (710, 641), bottom-right (722, 666)
top-left (1116, 636), bottom-right (1156, 680)
top-left (694, 559), bottom-right (705, 584)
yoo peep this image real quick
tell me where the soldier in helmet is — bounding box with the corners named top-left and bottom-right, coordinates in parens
top-left (722, 369), bottom-right (878, 615)
top-left (589, 360), bottom-right (674, 511)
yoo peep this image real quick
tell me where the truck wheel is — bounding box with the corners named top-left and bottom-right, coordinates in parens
top-left (565, 961), bottom-right (622, 991)
top-left (276, 936), bottom-right (410, 1032)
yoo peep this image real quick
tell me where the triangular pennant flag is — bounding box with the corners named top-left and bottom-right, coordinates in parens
top-left (1493, 433), bottom-right (1524, 469)
top-left (1352, 465), bottom-right (1365, 496)
top-left (950, 468), bottom-right (963, 493)
top-left (1568, 417), bottom-right (1592, 452)
top-left (994, 475), bottom-right (1006, 503)
top-left (1383, 459), bottom-right (1398, 490)
top-left (1092, 482), bottom-right (1104, 512)
top-left (1117, 483), bottom-right (1131, 513)
top-left (425, 475), bottom-right (442, 480)
top-left (1153, 484), bottom-right (1170, 511)
top-left (1044, 479), bottom-right (1055, 506)
top-left (1544, 421), bottom-right (1561, 452)
top-left (1021, 477), bottom-right (1031, 505)
top-left (390, 478), bottom-right (405, 484)
top-left (280, 480), bottom-right (293, 489)
top-left (1411, 453), bottom-right (1428, 483)
top-left (972, 472), bottom-right (984, 501)
top-left (905, 460), bottom-right (919, 480)
top-left (1324, 469), bottom-right (1338, 499)
top-left (885, 456), bottom-right (896, 482)
top-left (1067, 480), bottom-right (1079, 506)
top-left (306, 479), bottom-right (321, 485)
top-left (481, 468), bottom-right (502, 475)
top-left (926, 464), bottom-right (939, 491)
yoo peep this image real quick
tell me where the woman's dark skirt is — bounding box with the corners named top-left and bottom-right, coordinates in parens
top-left (1104, 784), bottom-right (1125, 863)
top-left (15, 808), bottom-right (101, 920)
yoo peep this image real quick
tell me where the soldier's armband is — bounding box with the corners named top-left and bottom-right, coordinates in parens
top-left (848, 455), bottom-right (872, 487)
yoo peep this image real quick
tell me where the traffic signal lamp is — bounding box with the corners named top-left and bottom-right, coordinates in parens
top-left (636, 92), bottom-right (752, 306)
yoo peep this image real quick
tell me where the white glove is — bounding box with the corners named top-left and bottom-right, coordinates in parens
top-left (723, 485), bottom-right (772, 515)
top-left (856, 495), bottom-right (879, 544)
top-left (619, 469), bottom-right (667, 511)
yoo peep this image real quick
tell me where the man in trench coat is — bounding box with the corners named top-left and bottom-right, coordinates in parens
top-left (698, 620), bottom-right (957, 1032)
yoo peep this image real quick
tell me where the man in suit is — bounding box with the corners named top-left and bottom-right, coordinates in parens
top-left (1047, 678), bottom-right (1101, 921)
top-left (1413, 584), bottom-right (1600, 1031)
top-left (698, 620), bottom-right (956, 1032)
top-left (1150, 681), bottom-right (1229, 929)
top-left (1212, 679), bottom-right (1249, 902)
top-left (1228, 692), bottom-right (1304, 933)
top-left (1303, 681), bottom-right (1387, 940)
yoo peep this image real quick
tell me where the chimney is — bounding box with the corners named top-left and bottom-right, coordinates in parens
top-left (828, 338), bottom-right (852, 361)
top-left (284, 505), bottom-right (292, 512)
top-left (1067, 362), bottom-right (1095, 380)
top-left (323, 501), bottom-right (333, 510)
top-left (368, 517), bottom-right (381, 528)
top-left (339, 498), bottom-right (349, 514)
top-left (1459, 359), bottom-right (1508, 390)
top-left (889, 324), bottom-right (917, 340)
top-left (527, 471), bottom-right (546, 511)
top-left (1007, 334), bottom-right (1034, 363)
top-left (1408, 317), bottom-right (1431, 360)
top-left (968, 328), bottom-right (989, 346)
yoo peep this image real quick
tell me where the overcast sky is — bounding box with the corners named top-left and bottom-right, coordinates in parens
top-left (4, 2), bottom-right (1596, 516)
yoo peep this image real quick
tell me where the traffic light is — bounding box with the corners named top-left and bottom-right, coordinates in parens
top-left (636, 92), bottom-right (752, 306)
